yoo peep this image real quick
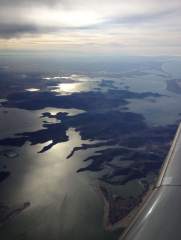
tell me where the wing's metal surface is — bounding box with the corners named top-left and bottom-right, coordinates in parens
top-left (120, 123), bottom-right (181, 240)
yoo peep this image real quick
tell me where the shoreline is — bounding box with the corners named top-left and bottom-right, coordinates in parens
top-left (96, 183), bottom-right (154, 232)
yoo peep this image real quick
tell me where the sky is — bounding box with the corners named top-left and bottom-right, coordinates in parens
top-left (0, 0), bottom-right (181, 56)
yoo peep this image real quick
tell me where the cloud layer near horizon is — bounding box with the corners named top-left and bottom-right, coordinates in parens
top-left (1, 0), bottom-right (181, 56)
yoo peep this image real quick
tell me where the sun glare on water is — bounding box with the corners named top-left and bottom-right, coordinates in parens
top-left (51, 83), bottom-right (83, 93)
top-left (25, 88), bottom-right (40, 92)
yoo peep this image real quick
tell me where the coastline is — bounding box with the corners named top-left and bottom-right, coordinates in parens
top-left (97, 183), bottom-right (154, 232)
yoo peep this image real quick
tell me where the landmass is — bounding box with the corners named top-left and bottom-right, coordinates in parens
top-left (0, 171), bottom-right (10, 183)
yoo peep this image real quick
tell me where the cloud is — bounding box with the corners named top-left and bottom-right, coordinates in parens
top-left (0, 0), bottom-right (181, 55)
top-left (0, 24), bottom-right (39, 38)
top-left (0, 0), bottom-right (180, 36)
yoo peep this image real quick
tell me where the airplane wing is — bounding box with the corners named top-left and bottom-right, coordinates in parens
top-left (120, 123), bottom-right (181, 240)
